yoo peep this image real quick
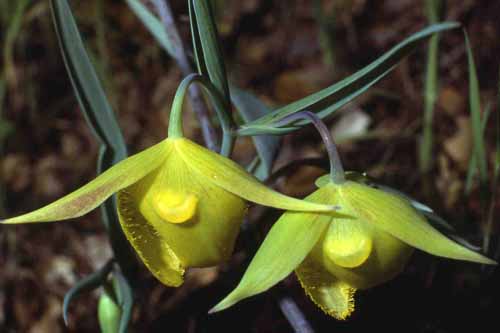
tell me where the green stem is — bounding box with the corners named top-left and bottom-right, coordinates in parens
top-left (168, 73), bottom-right (234, 156)
top-left (272, 111), bottom-right (345, 184)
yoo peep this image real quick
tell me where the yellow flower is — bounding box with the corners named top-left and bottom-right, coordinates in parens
top-left (2, 138), bottom-right (344, 287)
top-left (211, 174), bottom-right (495, 319)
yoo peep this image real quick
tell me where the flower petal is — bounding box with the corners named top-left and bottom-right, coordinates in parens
top-left (2, 140), bottom-right (171, 224)
top-left (175, 138), bottom-right (347, 215)
top-left (322, 217), bottom-right (373, 269)
top-left (117, 184), bottom-right (185, 287)
top-left (343, 181), bottom-right (496, 265)
top-left (137, 149), bottom-right (247, 268)
top-left (295, 256), bottom-right (355, 320)
top-left (210, 187), bottom-right (333, 313)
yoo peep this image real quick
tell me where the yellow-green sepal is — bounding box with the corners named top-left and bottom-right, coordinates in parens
top-left (176, 138), bottom-right (346, 215)
top-left (343, 181), bottom-right (496, 265)
top-left (2, 140), bottom-right (171, 224)
top-left (210, 187), bottom-right (333, 313)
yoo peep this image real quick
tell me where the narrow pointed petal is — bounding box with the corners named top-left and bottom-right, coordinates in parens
top-left (2, 140), bottom-right (171, 224)
top-left (343, 181), bottom-right (496, 265)
top-left (210, 188), bottom-right (332, 313)
top-left (176, 138), bottom-right (346, 214)
top-left (295, 256), bottom-right (355, 320)
top-left (117, 184), bottom-right (185, 287)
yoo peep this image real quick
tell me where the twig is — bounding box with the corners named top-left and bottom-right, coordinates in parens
top-left (278, 296), bottom-right (314, 333)
top-left (150, 0), bottom-right (218, 151)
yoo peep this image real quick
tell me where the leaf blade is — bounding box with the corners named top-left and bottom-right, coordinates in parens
top-left (464, 31), bottom-right (488, 185)
top-left (50, 0), bottom-right (126, 157)
top-left (231, 86), bottom-right (280, 179)
top-left (125, 0), bottom-right (175, 57)
top-left (239, 22), bottom-right (460, 135)
top-left (191, 0), bottom-right (230, 102)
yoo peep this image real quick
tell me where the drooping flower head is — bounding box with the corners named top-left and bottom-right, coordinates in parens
top-left (1, 137), bottom-right (344, 287)
top-left (210, 173), bottom-right (495, 319)
top-left (210, 110), bottom-right (496, 319)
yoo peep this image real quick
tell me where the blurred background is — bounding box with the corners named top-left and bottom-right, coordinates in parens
top-left (1, 0), bottom-right (500, 332)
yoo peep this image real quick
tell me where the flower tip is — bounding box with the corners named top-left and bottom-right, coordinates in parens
top-left (482, 257), bottom-right (497, 265)
top-left (208, 300), bottom-right (231, 314)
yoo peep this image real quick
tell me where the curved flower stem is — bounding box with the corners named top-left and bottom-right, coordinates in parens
top-left (168, 73), bottom-right (234, 156)
top-left (273, 111), bottom-right (345, 184)
top-left (150, 0), bottom-right (218, 152)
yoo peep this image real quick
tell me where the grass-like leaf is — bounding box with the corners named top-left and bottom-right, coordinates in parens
top-left (50, 0), bottom-right (126, 158)
top-left (190, 0), bottom-right (230, 103)
top-left (125, 0), bottom-right (175, 57)
top-left (3, 0), bottom-right (30, 84)
top-left (419, 0), bottom-right (441, 174)
top-left (63, 259), bottom-right (114, 326)
top-left (465, 105), bottom-right (492, 194)
top-left (238, 22), bottom-right (460, 136)
top-left (231, 86), bottom-right (280, 180)
top-left (50, 3), bottom-right (136, 328)
top-left (464, 31), bottom-right (488, 185)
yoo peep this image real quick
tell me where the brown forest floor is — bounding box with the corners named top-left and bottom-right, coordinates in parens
top-left (1, 0), bottom-right (500, 332)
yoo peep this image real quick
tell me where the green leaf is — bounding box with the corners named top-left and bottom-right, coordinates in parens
top-left (125, 0), bottom-right (175, 57)
top-left (188, 0), bottom-right (207, 76)
top-left (3, 0), bottom-right (30, 83)
top-left (465, 31), bottom-right (488, 185)
top-left (113, 270), bottom-right (133, 333)
top-left (50, 0), bottom-right (126, 158)
top-left (230, 86), bottom-right (280, 180)
top-left (210, 188), bottom-right (333, 313)
top-left (63, 259), bottom-right (114, 326)
top-left (190, 0), bottom-right (230, 103)
top-left (1, 140), bottom-right (170, 224)
top-left (419, 0), bottom-right (442, 173)
top-left (465, 104), bottom-right (492, 194)
top-left (238, 22), bottom-right (461, 136)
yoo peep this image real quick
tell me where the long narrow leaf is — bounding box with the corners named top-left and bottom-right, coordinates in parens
top-left (125, 0), bottom-right (174, 57)
top-left (50, 0), bottom-right (126, 157)
top-left (191, 0), bottom-right (230, 103)
top-left (63, 260), bottom-right (114, 325)
top-left (3, 0), bottom-right (30, 83)
top-left (231, 86), bottom-right (280, 179)
top-left (419, 0), bottom-right (441, 173)
top-left (238, 22), bottom-right (460, 136)
top-left (465, 31), bottom-right (487, 184)
top-left (188, 0), bottom-right (207, 77)
top-left (465, 105), bottom-right (492, 194)
top-left (51, 2), bottom-right (136, 322)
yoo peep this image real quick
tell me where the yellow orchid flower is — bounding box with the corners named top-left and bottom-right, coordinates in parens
top-left (210, 173), bottom-right (496, 319)
top-left (1, 137), bottom-right (346, 287)
top-left (1, 77), bottom-right (350, 287)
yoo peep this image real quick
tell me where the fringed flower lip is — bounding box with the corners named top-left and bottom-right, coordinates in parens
top-left (1, 137), bottom-right (347, 287)
top-left (207, 109), bottom-right (495, 320)
top-left (209, 174), bottom-right (496, 319)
